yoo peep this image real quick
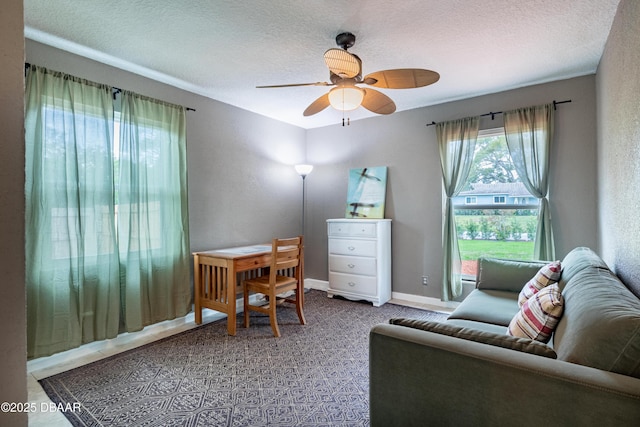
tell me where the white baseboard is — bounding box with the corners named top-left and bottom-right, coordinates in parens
top-left (391, 291), bottom-right (459, 310)
top-left (304, 278), bottom-right (329, 291)
top-left (303, 278), bottom-right (460, 311)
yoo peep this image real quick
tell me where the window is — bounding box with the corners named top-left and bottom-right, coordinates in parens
top-left (112, 111), bottom-right (163, 253)
top-left (45, 110), bottom-right (164, 259)
top-left (39, 102), bottom-right (117, 261)
top-left (453, 128), bottom-right (539, 278)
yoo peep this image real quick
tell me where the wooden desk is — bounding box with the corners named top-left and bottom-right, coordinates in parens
top-left (193, 245), bottom-right (273, 335)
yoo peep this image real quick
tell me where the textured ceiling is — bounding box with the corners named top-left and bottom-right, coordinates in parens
top-left (24, 0), bottom-right (620, 129)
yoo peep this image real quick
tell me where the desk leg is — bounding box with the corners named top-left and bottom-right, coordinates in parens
top-left (194, 254), bottom-right (202, 324)
top-left (227, 263), bottom-right (237, 336)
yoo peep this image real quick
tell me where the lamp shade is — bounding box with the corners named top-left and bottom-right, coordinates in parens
top-left (295, 164), bottom-right (314, 177)
top-left (328, 86), bottom-right (365, 111)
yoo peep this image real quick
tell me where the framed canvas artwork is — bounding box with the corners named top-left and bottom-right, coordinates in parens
top-left (345, 166), bottom-right (388, 218)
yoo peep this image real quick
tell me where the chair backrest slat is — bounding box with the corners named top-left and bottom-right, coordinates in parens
top-left (269, 236), bottom-right (303, 282)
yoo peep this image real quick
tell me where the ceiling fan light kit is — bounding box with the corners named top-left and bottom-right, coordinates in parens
top-left (258, 32), bottom-right (439, 123)
top-left (328, 86), bottom-right (365, 111)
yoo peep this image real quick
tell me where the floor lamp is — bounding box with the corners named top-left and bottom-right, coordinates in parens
top-left (295, 164), bottom-right (313, 235)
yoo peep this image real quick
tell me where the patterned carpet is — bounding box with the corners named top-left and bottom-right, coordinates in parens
top-left (40, 290), bottom-right (448, 426)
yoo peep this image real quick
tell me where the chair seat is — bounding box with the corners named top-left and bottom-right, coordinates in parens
top-left (245, 274), bottom-right (297, 290)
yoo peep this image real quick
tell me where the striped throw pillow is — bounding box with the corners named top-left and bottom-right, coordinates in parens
top-left (518, 261), bottom-right (562, 307)
top-left (508, 284), bottom-right (564, 343)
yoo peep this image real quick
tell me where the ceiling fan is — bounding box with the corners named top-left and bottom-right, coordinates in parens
top-left (257, 32), bottom-right (440, 118)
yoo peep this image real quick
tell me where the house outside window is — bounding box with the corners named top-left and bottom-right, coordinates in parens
top-left (453, 128), bottom-right (540, 278)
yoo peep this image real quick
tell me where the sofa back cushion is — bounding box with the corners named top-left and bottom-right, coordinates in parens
top-left (553, 266), bottom-right (640, 379)
top-left (476, 257), bottom-right (548, 292)
top-left (557, 247), bottom-right (609, 291)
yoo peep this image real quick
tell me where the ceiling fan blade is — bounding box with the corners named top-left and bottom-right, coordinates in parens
top-left (324, 48), bottom-right (361, 78)
top-left (303, 93), bottom-right (331, 116)
top-left (361, 88), bottom-right (396, 115)
top-left (363, 69), bottom-right (440, 89)
top-left (256, 82), bottom-right (332, 88)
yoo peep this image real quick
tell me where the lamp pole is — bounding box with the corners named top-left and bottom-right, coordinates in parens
top-left (294, 164), bottom-right (313, 235)
top-left (301, 174), bottom-right (307, 234)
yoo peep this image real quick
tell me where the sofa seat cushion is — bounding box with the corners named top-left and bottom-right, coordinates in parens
top-left (390, 318), bottom-right (557, 359)
top-left (553, 267), bottom-right (640, 378)
top-left (448, 289), bottom-right (519, 327)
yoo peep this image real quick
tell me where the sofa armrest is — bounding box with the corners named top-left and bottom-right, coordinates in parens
top-left (476, 257), bottom-right (548, 292)
top-left (370, 323), bottom-right (640, 427)
top-left (389, 318), bottom-right (557, 358)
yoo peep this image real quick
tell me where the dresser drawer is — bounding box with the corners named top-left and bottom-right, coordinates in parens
top-left (329, 272), bottom-right (377, 296)
top-left (328, 238), bottom-right (376, 257)
top-left (329, 254), bottom-right (377, 276)
top-left (328, 222), bottom-right (377, 238)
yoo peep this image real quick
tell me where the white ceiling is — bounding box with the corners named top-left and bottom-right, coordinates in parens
top-left (24, 0), bottom-right (620, 129)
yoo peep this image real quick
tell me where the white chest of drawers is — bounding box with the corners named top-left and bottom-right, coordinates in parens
top-left (326, 218), bottom-right (391, 306)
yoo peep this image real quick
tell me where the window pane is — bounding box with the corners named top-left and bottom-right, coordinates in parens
top-left (454, 128), bottom-right (539, 277)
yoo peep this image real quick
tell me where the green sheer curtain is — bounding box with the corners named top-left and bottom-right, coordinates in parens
top-left (118, 91), bottom-right (191, 332)
top-left (504, 104), bottom-right (555, 260)
top-left (25, 65), bottom-right (120, 358)
top-left (26, 66), bottom-right (192, 358)
top-left (437, 117), bottom-right (480, 301)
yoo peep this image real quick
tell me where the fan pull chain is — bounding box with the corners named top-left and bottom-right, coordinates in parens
top-left (340, 88), bottom-right (351, 126)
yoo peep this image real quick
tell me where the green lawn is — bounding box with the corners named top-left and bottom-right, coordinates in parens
top-left (458, 239), bottom-right (534, 261)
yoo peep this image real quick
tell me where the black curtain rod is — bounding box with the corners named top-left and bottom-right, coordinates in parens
top-left (25, 63), bottom-right (196, 111)
top-left (111, 88), bottom-right (195, 111)
top-left (425, 99), bottom-right (571, 127)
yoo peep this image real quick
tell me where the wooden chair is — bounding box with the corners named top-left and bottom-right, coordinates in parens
top-left (243, 236), bottom-right (306, 337)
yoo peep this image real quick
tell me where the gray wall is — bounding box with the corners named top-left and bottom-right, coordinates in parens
top-left (596, 0), bottom-right (640, 297)
top-left (3, 1), bottom-right (636, 418)
top-left (26, 40), bottom-right (308, 253)
top-left (0, 1), bottom-right (27, 425)
top-left (304, 75), bottom-right (600, 300)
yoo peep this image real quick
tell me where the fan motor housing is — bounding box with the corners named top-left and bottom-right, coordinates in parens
top-left (336, 32), bottom-right (356, 50)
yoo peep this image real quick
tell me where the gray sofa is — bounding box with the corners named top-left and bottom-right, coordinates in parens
top-left (370, 247), bottom-right (640, 427)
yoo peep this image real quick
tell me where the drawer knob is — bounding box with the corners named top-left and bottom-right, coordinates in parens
top-left (348, 246), bottom-right (355, 251)
top-left (347, 263), bottom-right (355, 268)
top-left (348, 281), bottom-right (356, 287)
